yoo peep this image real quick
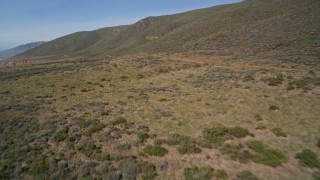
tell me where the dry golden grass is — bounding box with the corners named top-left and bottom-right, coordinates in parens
top-left (0, 54), bottom-right (319, 179)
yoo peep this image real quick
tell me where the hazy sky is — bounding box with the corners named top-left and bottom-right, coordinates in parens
top-left (0, 0), bottom-right (241, 50)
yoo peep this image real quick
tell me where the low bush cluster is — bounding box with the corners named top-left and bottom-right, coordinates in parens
top-left (76, 119), bottom-right (105, 136)
top-left (112, 117), bottom-right (127, 126)
top-left (247, 140), bottom-right (288, 167)
top-left (220, 140), bottom-right (288, 167)
top-left (254, 114), bottom-right (263, 121)
top-left (269, 105), bottom-right (279, 111)
top-left (159, 98), bottom-right (167, 102)
top-left (143, 145), bottom-right (168, 157)
top-left (76, 137), bottom-right (102, 158)
top-left (137, 132), bottom-right (150, 143)
top-left (184, 166), bottom-right (214, 180)
top-left (53, 130), bottom-right (68, 142)
top-left (296, 149), bottom-right (320, 169)
top-left (271, 127), bottom-right (288, 137)
top-left (119, 157), bottom-right (157, 180)
top-left (287, 77), bottom-right (320, 91)
top-left (220, 143), bottom-right (244, 160)
top-left (264, 74), bottom-right (284, 86)
top-left (236, 170), bottom-right (258, 180)
top-left (243, 75), bottom-right (255, 82)
top-left (161, 133), bottom-right (209, 154)
top-left (84, 122), bottom-right (105, 136)
top-left (203, 124), bottom-right (251, 146)
top-left (214, 169), bottom-right (228, 180)
top-left (177, 142), bottom-right (202, 154)
top-left (115, 142), bottom-right (132, 151)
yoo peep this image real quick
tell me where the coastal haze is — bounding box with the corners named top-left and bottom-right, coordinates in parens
top-left (0, 42), bottom-right (45, 60)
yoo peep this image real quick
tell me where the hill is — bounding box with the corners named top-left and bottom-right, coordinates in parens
top-left (13, 0), bottom-right (320, 66)
top-left (0, 42), bottom-right (46, 60)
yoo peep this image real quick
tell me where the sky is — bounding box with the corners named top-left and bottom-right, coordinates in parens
top-left (0, 0), bottom-right (241, 50)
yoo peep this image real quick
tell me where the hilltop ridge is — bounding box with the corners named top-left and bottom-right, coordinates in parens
top-left (11, 0), bottom-right (320, 66)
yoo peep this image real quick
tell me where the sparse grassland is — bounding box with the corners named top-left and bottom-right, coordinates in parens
top-left (0, 54), bottom-right (319, 179)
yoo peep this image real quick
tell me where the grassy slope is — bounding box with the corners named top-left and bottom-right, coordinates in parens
top-left (14, 0), bottom-right (320, 66)
top-left (0, 55), bottom-right (319, 179)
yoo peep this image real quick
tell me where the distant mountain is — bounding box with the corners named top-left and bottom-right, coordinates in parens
top-left (12, 0), bottom-right (320, 66)
top-left (0, 41), bottom-right (46, 60)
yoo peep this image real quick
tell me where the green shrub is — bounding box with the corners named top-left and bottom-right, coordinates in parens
top-left (165, 138), bottom-right (180, 145)
top-left (109, 153), bottom-right (126, 161)
top-left (177, 143), bottom-right (202, 154)
top-left (156, 160), bottom-right (169, 171)
top-left (112, 117), bottom-right (127, 126)
top-left (254, 114), bottom-right (263, 121)
top-left (317, 139), bottom-right (320, 148)
top-left (243, 75), bottom-right (255, 82)
top-left (236, 170), bottom-right (258, 180)
top-left (53, 131), bottom-right (68, 142)
top-left (120, 75), bottom-right (128, 81)
top-left (288, 77), bottom-right (320, 91)
top-left (214, 169), bottom-right (228, 180)
top-left (248, 141), bottom-right (265, 152)
top-left (220, 143), bottom-right (243, 160)
top-left (184, 166), bottom-right (214, 180)
top-left (154, 139), bottom-right (166, 145)
top-left (265, 74), bottom-right (284, 86)
top-left (137, 73), bottom-right (145, 79)
top-left (229, 126), bottom-right (250, 138)
top-left (158, 68), bottom-right (169, 73)
top-left (255, 124), bottom-right (267, 130)
top-left (116, 142), bottom-right (132, 151)
top-left (140, 161), bottom-right (157, 180)
top-left (77, 137), bottom-right (101, 157)
top-left (0, 90), bottom-right (10, 95)
top-left (137, 125), bottom-right (150, 132)
top-left (247, 141), bottom-right (288, 167)
top-left (29, 157), bottom-right (49, 176)
top-left (287, 85), bottom-right (295, 91)
top-left (143, 145), bottom-right (168, 157)
top-left (269, 105), bottom-right (279, 111)
top-left (193, 139), bottom-right (213, 149)
top-left (77, 119), bottom-right (92, 128)
top-left (203, 124), bottom-right (251, 145)
top-left (85, 122), bottom-right (105, 136)
top-left (296, 149), bottom-right (320, 169)
top-left (271, 127), bottom-right (287, 137)
top-left (159, 98), bottom-right (167, 102)
top-left (216, 31), bottom-right (227, 38)
top-left (164, 133), bottom-right (191, 146)
top-left (121, 158), bottom-right (140, 180)
top-left (203, 124), bottom-right (231, 145)
top-left (99, 152), bottom-right (111, 161)
top-left (112, 130), bottom-right (123, 139)
top-left (253, 148), bottom-right (288, 167)
top-left (137, 132), bottom-right (150, 143)
top-left (101, 111), bottom-right (110, 116)
top-left (80, 88), bottom-right (89, 92)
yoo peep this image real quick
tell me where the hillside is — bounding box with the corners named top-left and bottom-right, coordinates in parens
top-left (0, 41), bottom-right (45, 60)
top-left (13, 0), bottom-right (320, 66)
